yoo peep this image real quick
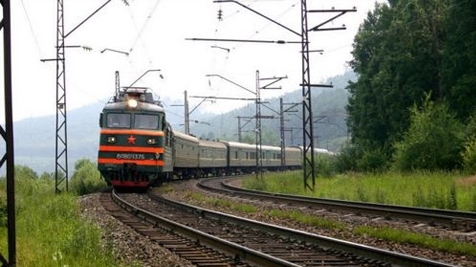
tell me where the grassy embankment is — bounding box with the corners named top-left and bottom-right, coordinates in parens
top-left (242, 171), bottom-right (476, 211)
top-left (0, 177), bottom-right (134, 267)
top-left (158, 171), bottom-right (476, 256)
top-left (242, 170), bottom-right (476, 256)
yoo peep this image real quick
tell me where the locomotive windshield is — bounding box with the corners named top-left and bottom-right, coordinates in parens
top-left (106, 112), bottom-right (163, 130)
top-left (107, 113), bottom-right (131, 128)
top-left (134, 114), bottom-right (159, 129)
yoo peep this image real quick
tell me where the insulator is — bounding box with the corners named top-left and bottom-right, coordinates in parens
top-left (217, 9), bottom-right (223, 21)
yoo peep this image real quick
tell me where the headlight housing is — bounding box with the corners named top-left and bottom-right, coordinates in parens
top-left (127, 98), bottom-right (138, 108)
top-left (106, 136), bottom-right (116, 143)
top-left (147, 138), bottom-right (157, 145)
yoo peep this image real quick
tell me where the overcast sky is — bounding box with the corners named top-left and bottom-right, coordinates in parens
top-left (0, 0), bottom-right (385, 122)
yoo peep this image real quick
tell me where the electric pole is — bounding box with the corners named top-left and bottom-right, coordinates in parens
top-left (55, 0), bottom-right (68, 194)
top-left (51, 0), bottom-right (117, 193)
top-left (192, 0), bottom-right (356, 191)
top-left (1, 1), bottom-right (15, 265)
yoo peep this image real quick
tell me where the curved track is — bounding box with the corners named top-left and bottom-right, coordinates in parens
top-left (197, 177), bottom-right (476, 231)
top-left (101, 189), bottom-right (457, 267)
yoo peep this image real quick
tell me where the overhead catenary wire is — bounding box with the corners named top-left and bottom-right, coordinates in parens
top-left (20, 0), bottom-right (43, 57)
top-left (126, 0), bottom-right (162, 66)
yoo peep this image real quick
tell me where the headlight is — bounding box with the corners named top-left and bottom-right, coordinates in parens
top-left (147, 138), bottom-right (157, 145)
top-left (106, 136), bottom-right (116, 143)
top-left (127, 99), bottom-right (138, 108)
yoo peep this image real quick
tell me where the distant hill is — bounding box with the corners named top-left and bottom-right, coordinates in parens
top-left (12, 71), bottom-right (355, 175)
top-left (13, 101), bottom-right (104, 175)
top-left (180, 71), bottom-right (355, 150)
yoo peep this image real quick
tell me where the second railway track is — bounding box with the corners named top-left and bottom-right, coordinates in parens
top-left (197, 176), bottom-right (476, 231)
top-left (101, 187), bottom-right (460, 267)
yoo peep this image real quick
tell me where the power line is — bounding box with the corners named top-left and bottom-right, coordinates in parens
top-left (20, 0), bottom-right (43, 57)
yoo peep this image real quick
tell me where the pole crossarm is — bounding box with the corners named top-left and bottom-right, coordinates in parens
top-left (283, 102), bottom-right (301, 113)
top-left (259, 75), bottom-right (287, 90)
top-left (188, 97), bottom-right (210, 115)
top-left (128, 69), bottom-right (161, 87)
top-left (299, 83), bottom-right (333, 88)
top-left (65, 0), bottom-right (113, 38)
top-left (261, 103), bottom-right (280, 115)
top-left (214, 0), bottom-right (301, 37)
top-left (189, 95), bottom-right (256, 101)
top-left (308, 8), bottom-right (357, 32)
top-left (101, 48), bottom-right (129, 56)
top-left (236, 116), bottom-right (254, 142)
top-left (206, 74), bottom-right (255, 95)
top-left (187, 37), bottom-right (301, 44)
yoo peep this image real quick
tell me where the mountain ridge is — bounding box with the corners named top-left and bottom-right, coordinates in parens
top-left (12, 71), bottom-right (355, 174)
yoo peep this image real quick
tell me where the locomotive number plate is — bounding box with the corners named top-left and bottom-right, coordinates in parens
top-left (116, 153), bottom-right (146, 160)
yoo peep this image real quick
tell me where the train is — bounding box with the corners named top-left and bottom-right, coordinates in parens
top-left (97, 87), bottom-right (302, 189)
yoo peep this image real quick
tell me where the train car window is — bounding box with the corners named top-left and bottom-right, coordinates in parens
top-left (107, 113), bottom-right (131, 128)
top-left (134, 114), bottom-right (159, 129)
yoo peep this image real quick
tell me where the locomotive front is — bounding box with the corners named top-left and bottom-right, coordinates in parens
top-left (97, 88), bottom-right (167, 189)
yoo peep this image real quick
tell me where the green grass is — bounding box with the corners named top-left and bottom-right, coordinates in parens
top-left (241, 170), bottom-right (476, 256)
top-left (0, 176), bottom-right (122, 267)
top-left (178, 190), bottom-right (345, 231)
top-left (354, 226), bottom-right (476, 256)
top-left (243, 171), bottom-right (476, 211)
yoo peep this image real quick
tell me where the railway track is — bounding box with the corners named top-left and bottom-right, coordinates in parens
top-left (101, 189), bottom-right (457, 267)
top-left (197, 177), bottom-right (476, 231)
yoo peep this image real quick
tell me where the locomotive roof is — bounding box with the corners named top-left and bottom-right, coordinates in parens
top-left (102, 87), bottom-right (165, 112)
top-left (102, 101), bottom-right (165, 112)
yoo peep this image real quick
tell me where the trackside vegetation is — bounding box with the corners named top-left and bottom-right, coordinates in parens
top-left (242, 171), bottom-right (476, 256)
top-left (243, 170), bottom-right (476, 212)
top-left (166, 184), bottom-right (476, 257)
top-left (0, 161), bottom-right (124, 267)
top-left (346, 0), bottom-right (476, 172)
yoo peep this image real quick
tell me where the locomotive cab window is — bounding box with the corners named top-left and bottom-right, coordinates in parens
top-left (134, 114), bottom-right (161, 129)
top-left (107, 113), bottom-right (131, 128)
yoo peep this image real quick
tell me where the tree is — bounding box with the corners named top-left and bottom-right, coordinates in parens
top-left (15, 165), bottom-right (38, 180)
top-left (347, 0), bottom-right (452, 163)
top-left (70, 159), bottom-right (107, 195)
top-left (442, 0), bottom-right (476, 120)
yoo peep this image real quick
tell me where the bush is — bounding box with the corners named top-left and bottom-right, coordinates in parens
top-left (333, 142), bottom-right (361, 173)
top-left (356, 148), bottom-right (389, 172)
top-left (462, 136), bottom-right (476, 174)
top-left (2, 165), bottom-right (120, 266)
top-left (315, 154), bottom-right (335, 178)
top-left (392, 96), bottom-right (464, 171)
top-left (70, 159), bottom-right (108, 195)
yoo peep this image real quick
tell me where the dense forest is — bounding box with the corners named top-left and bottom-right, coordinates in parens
top-left (342, 0), bottom-right (476, 172)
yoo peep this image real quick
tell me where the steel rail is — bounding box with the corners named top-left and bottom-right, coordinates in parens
top-left (111, 190), bottom-right (301, 267)
top-left (148, 190), bottom-right (457, 267)
top-left (199, 177), bottom-right (476, 231)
